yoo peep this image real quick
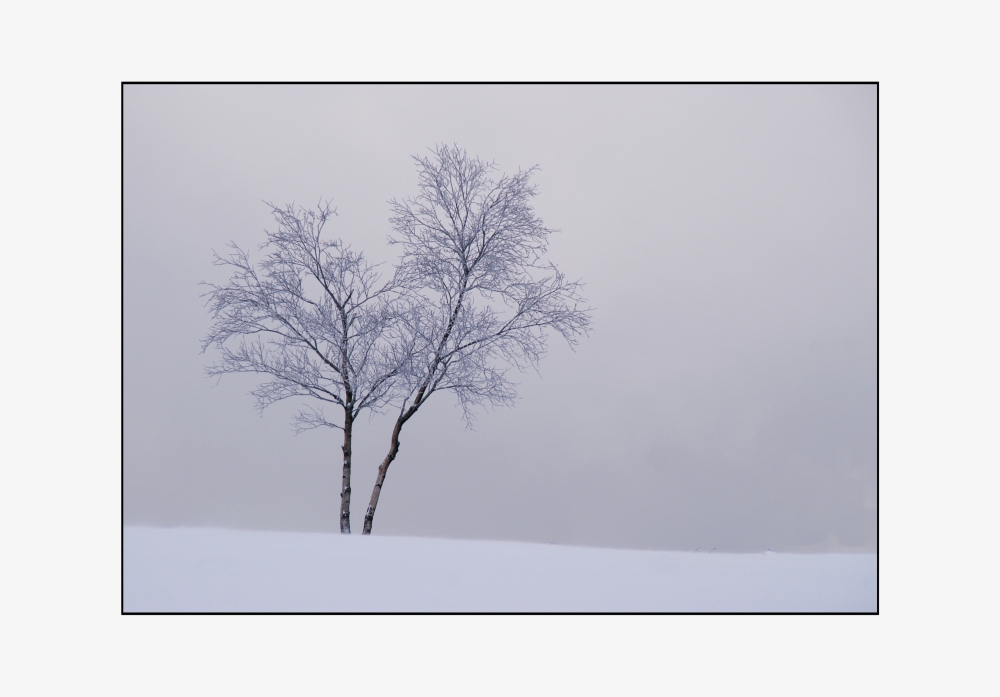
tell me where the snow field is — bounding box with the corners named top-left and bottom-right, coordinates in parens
top-left (124, 526), bottom-right (876, 612)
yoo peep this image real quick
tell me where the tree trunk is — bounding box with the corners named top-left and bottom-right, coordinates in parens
top-left (362, 419), bottom-right (403, 535)
top-left (340, 411), bottom-right (353, 534)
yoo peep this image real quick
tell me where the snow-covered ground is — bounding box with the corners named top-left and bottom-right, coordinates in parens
top-left (123, 526), bottom-right (877, 612)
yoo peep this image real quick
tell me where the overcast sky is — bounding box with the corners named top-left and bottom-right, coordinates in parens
top-left (123, 84), bottom-right (876, 552)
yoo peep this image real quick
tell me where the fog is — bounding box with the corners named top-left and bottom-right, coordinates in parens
top-left (123, 84), bottom-right (876, 552)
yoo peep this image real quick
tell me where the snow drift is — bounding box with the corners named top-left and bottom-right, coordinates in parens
top-left (123, 526), bottom-right (876, 612)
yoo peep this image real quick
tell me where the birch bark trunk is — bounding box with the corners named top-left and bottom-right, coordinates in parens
top-left (340, 411), bottom-right (353, 534)
top-left (362, 419), bottom-right (403, 535)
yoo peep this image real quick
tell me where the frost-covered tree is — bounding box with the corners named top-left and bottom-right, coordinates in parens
top-left (202, 201), bottom-right (404, 533)
top-left (362, 145), bottom-right (592, 534)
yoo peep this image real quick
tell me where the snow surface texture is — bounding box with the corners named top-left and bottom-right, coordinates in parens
top-left (123, 526), bottom-right (877, 612)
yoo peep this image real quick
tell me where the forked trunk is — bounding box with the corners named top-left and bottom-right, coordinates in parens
top-left (362, 419), bottom-right (403, 535)
top-left (340, 411), bottom-right (353, 534)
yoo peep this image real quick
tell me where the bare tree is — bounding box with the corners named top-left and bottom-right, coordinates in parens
top-left (202, 201), bottom-right (404, 533)
top-left (362, 145), bottom-right (592, 535)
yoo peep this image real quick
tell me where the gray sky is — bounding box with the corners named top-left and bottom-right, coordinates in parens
top-left (123, 84), bottom-right (876, 552)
